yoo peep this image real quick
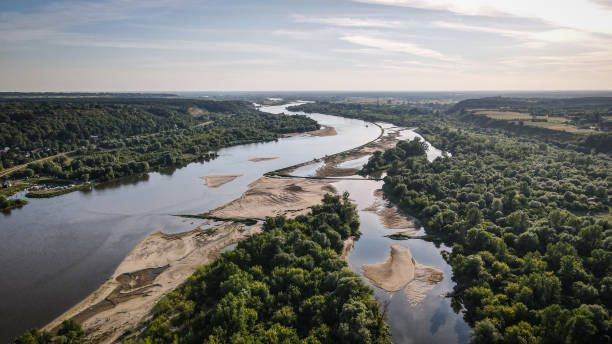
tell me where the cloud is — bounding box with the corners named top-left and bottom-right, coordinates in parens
top-left (340, 35), bottom-right (456, 61)
top-left (0, 0), bottom-right (187, 42)
top-left (354, 0), bottom-right (612, 36)
top-left (293, 15), bottom-right (402, 28)
top-left (433, 21), bottom-right (592, 45)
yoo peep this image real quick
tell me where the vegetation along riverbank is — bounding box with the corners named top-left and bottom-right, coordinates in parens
top-left (291, 99), bottom-right (612, 343)
top-left (0, 97), bottom-right (319, 206)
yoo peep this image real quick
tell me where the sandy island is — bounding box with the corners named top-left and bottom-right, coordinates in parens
top-left (284, 125), bottom-right (337, 137)
top-left (248, 157), bottom-right (278, 162)
top-left (208, 177), bottom-right (337, 219)
top-left (201, 174), bottom-right (242, 187)
top-left (361, 244), bottom-right (444, 304)
top-left (362, 244), bottom-right (417, 291)
top-left (44, 222), bottom-right (261, 343)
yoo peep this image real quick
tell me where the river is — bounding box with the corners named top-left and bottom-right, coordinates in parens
top-left (0, 102), bottom-right (468, 343)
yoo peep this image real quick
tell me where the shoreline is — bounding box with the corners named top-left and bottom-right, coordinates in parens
top-left (43, 222), bottom-right (261, 343)
top-left (42, 114), bottom-right (414, 342)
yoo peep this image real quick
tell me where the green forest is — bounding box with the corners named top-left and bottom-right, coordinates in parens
top-left (291, 100), bottom-right (612, 344)
top-left (14, 194), bottom-right (391, 344)
top-left (0, 98), bottom-right (318, 208)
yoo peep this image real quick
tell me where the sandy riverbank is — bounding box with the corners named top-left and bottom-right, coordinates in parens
top-left (44, 222), bottom-right (260, 343)
top-left (208, 177), bottom-right (337, 219)
top-left (361, 244), bottom-right (444, 304)
top-left (201, 174), bottom-right (242, 187)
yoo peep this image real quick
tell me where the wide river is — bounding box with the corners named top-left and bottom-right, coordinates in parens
top-left (0, 103), bottom-right (468, 343)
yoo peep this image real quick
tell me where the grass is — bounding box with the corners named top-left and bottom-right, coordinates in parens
top-left (26, 184), bottom-right (92, 198)
top-left (474, 110), bottom-right (597, 134)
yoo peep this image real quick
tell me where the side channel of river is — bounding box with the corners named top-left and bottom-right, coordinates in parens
top-left (0, 102), bottom-right (469, 343)
top-left (285, 120), bottom-right (469, 344)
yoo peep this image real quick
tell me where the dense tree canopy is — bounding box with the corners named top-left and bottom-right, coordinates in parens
top-left (1, 99), bottom-right (319, 195)
top-left (123, 193), bottom-right (390, 344)
top-left (292, 101), bottom-right (612, 344)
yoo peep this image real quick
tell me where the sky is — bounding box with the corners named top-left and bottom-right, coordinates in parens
top-left (1, 0), bottom-right (612, 91)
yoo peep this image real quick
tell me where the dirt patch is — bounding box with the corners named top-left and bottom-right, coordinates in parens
top-left (201, 175), bottom-right (242, 188)
top-left (44, 222), bottom-right (261, 343)
top-left (188, 107), bottom-right (207, 116)
top-left (249, 157), bottom-right (278, 162)
top-left (208, 177), bottom-right (337, 219)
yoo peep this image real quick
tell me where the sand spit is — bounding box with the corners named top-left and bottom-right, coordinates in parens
top-left (362, 244), bottom-right (416, 292)
top-left (201, 174), bottom-right (242, 187)
top-left (249, 157), bottom-right (278, 162)
top-left (44, 222), bottom-right (261, 344)
top-left (277, 122), bottom-right (408, 179)
top-left (209, 177), bottom-right (337, 219)
top-left (284, 125), bottom-right (337, 137)
top-left (361, 244), bottom-right (444, 304)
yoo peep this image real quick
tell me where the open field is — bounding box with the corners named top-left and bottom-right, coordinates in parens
top-left (474, 110), bottom-right (598, 134)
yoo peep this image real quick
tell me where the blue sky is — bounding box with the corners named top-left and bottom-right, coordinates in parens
top-left (1, 0), bottom-right (611, 91)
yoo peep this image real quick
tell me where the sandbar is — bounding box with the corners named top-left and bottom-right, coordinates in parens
top-left (249, 157), bottom-right (278, 162)
top-left (361, 244), bottom-right (416, 291)
top-left (201, 174), bottom-right (242, 187)
top-left (208, 177), bottom-right (337, 219)
top-left (361, 244), bottom-right (444, 304)
top-left (44, 222), bottom-right (260, 343)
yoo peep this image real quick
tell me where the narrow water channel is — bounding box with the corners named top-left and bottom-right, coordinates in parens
top-left (0, 102), bottom-right (469, 343)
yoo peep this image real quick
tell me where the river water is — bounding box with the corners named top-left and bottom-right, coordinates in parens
top-left (0, 102), bottom-right (468, 343)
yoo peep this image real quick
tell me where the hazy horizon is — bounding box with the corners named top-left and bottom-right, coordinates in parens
top-left (1, 0), bottom-right (612, 91)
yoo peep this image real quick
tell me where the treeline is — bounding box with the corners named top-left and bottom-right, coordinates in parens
top-left (362, 131), bottom-right (611, 343)
top-left (0, 196), bottom-right (27, 211)
top-left (288, 102), bottom-right (442, 128)
top-left (14, 319), bottom-right (85, 344)
top-left (448, 96), bottom-right (612, 153)
top-left (119, 193), bottom-right (390, 343)
top-left (1, 98), bottom-right (318, 184)
top-left (0, 98), bottom-right (299, 167)
top-left (292, 100), bottom-right (611, 343)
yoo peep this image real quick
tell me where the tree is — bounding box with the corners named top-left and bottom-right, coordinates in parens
top-left (470, 318), bottom-right (502, 344)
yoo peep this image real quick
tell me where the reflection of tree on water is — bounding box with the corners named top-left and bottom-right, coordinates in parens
top-left (93, 173), bottom-right (150, 191)
top-left (430, 302), bottom-right (449, 334)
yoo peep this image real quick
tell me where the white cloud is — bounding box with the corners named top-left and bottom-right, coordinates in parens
top-left (433, 21), bottom-right (592, 44)
top-left (293, 15), bottom-right (402, 28)
top-left (340, 35), bottom-right (456, 61)
top-left (354, 0), bottom-right (612, 35)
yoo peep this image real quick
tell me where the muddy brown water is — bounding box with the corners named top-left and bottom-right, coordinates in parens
top-left (0, 102), bottom-right (468, 343)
